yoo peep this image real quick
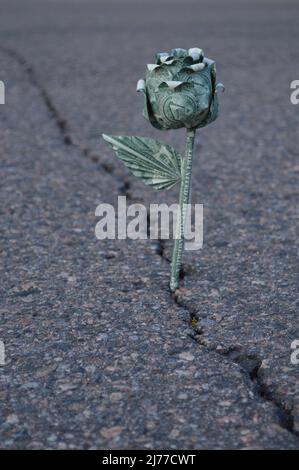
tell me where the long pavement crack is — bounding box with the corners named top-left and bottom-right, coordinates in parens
top-left (2, 44), bottom-right (298, 442)
top-left (0, 45), bottom-right (74, 145)
top-left (156, 239), bottom-right (299, 439)
top-left (190, 337), bottom-right (299, 438)
top-left (0, 45), bottom-right (117, 178)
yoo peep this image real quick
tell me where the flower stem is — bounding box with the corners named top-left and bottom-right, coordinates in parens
top-left (170, 128), bottom-right (196, 292)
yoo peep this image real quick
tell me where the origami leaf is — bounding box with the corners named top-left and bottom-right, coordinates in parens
top-left (102, 134), bottom-right (181, 190)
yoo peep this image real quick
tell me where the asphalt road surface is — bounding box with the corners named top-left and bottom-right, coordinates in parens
top-left (0, 0), bottom-right (298, 449)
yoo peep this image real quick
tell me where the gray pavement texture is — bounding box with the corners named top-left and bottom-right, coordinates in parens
top-left (0, 0), bottom-right (298, 450)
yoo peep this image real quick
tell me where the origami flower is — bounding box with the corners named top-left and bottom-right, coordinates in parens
top-left (137, 47), bottom-right (223, 130)
top-left (103, 47), bottom-right (224, 292)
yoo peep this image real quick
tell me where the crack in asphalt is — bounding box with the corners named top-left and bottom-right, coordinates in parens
top-left (2, 44), bottom-right (298, 442)
top-left (176, 289), bottom-right (299, 439)
top-left (196, 341), bottom-right (299, 438)
top-left (0, 45), bottom-right (119, 179)
top-left (0, 46), bottom-right (74, 147)
top-left (154, 239), bottom-right (299, 439)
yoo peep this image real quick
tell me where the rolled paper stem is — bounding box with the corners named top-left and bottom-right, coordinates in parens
top-left (170, 128), bottom-right (195, 292)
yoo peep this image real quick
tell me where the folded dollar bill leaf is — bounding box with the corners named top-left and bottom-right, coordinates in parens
top-left (102, 134), bottom-right (181, 190)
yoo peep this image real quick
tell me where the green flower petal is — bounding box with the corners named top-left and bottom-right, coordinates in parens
top-left (136, 79), bottom-right (146, 92)
top-left (170, 48), bottom-right (188, 58)
top-left (197, 92), bottom-right (219, 129)
top-left (162, 80), bottom-right (184, 90)
top-left (186, 63), bottom-right (206, 72)
top-left (147, 63), bottom-right (160, 72)
top-left (143, 92), bottom-right (164, 130)
top-left (188, 48), bottom-right (204, 62)
top-left (155, 52), bottom-right (169, 64)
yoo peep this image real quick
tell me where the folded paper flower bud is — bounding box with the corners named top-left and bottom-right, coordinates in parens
top-left (137, 47), bottom-right (220, 131)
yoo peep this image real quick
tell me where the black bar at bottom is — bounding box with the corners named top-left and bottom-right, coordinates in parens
top-left (0, 449), bottom-right (297, 467)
